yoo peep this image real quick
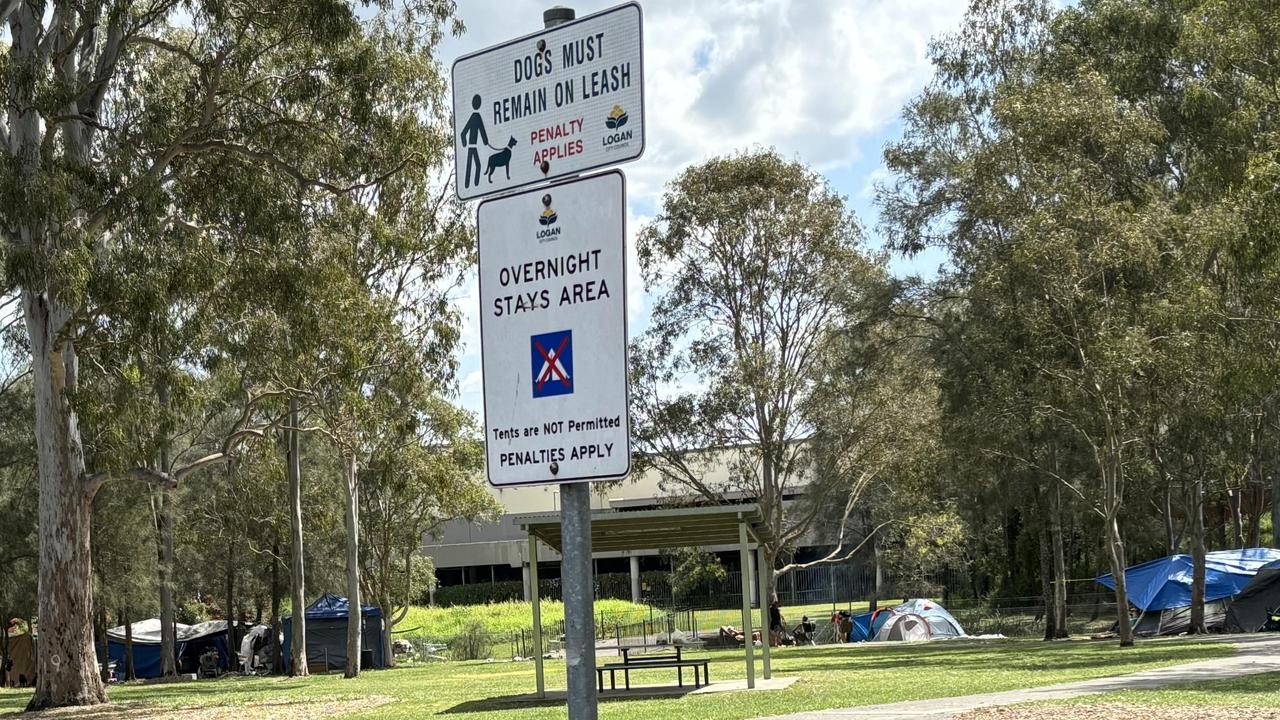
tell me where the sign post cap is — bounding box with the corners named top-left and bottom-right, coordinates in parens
top-left (543, 6), bottom-right (576, 27)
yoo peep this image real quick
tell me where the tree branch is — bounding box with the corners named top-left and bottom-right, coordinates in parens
top-left (176, 140), bottom-right (419, 195)
top-left (775, 521), bottom-right (893, 575)
top-left (0, 0), bottom-right (20, 29)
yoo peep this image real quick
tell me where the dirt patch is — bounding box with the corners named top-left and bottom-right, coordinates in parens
top-left (957, 703), bottom-right (1280, 720)
top-left (22, 696), bottom-right (395, 720)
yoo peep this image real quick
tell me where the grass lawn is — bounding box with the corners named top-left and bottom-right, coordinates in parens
top-left (1060, 670), bottom-right (1280, 710)
top-left (0, 637), bottom-right (1236, 719)
top-left (396, 599), bottom-right (649, 639)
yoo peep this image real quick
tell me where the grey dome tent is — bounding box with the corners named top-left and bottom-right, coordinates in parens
top-left (866, 599), bottom-right (966, 642)
top-left (1226, 559), bottom-right (1280, 633)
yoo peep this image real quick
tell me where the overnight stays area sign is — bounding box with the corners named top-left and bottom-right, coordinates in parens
top-left (476, 171), bottom-right (631, 486)
top-left (451, 2), bottom-right (645, 200)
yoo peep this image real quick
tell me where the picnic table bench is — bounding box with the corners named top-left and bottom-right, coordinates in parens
top-left (596, 645), bottom-right (710, 691)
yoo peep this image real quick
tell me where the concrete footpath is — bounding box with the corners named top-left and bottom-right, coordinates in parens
top-left (760, 635), bottom-right (1280, 720)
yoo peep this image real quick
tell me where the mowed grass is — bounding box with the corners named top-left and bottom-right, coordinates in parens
top-left (396, 599), bottom-right (650, 639)
top-left (1061, 670), bottom-right (1280, 710)
top-left (0, 637), bottom-right (1237, 719)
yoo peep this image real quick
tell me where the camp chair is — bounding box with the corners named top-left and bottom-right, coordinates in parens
top-left (197, 650), bottom-right (220, 679)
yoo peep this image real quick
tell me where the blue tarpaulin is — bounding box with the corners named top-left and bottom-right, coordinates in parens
top-left (1096, 547), bottom-right (1280, 611)
top-left (282, 594), bottom-right (386, 672)
top-left (102, 620), bottom-right (232, 679)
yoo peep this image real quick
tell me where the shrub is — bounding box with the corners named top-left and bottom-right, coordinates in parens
top-left (450, 621), bottom-right (493, 661)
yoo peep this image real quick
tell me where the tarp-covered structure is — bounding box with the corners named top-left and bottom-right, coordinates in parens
top-left (1227, 559), bottom-right (1280, 633)
top-left (1096, 547), bottom-right (1280, 636)
top-left (105, 619), bottom-right (233, 678)
top-left (848, 599), bottom-right (965, 642)
top-left (1, 626), bottom-right (35, 687)
top-left (282, 594), bottom-right (385, 673)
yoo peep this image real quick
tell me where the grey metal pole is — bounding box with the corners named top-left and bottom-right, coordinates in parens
top-left (629, 555), bottom-right (641, 603)
top-left (757, 545), bottom-right (772, 680)
top-left (561, 482), bottom-right (596, 717)
top-left (738, 522), bottom-right (755, 689)
top-left (529, 535), bottom-right (545, 698)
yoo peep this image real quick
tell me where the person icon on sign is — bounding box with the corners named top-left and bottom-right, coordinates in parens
top-left (460, 94), bottom-right (489, 189)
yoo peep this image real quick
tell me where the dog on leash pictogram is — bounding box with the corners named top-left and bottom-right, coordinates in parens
top-left (531, 329), bottom-right (573, 398)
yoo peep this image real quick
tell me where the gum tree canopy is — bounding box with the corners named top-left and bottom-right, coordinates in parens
top-left (0, 0), bottom-right (461, 708)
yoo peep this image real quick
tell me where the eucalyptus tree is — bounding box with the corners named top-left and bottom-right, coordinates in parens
top-left (360, 396), bottom-right (492, 666)
top-left (632, 149), bottom-right (885, 574)
top-left (0, 0), bottom-right (464, 707)
top-left (880, 0), bottom-right (1184, 647)
top-left (0, 378), bottom-right (36, 637)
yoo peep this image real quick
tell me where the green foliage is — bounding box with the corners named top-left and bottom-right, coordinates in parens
top-left (633, 148), bottom-right (887, 565)
top-left (666, 548), bottom-right (728, 601)
top-left (448, 621), bottom-right (492, 661)
top-left (432, 582), bottom-right (524, 608)
top-left (881, 510), bottom-right (969, 596)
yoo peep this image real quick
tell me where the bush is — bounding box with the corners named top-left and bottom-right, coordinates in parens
top-left (434, 580), bottom-right (524, 606)
top-left (450, 621), bottom-right (493, 661)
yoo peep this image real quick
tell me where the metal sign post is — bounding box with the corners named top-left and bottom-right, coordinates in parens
top-left (458, 5), bottom-right (644, 716)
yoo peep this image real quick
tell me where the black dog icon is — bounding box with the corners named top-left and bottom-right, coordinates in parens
top-left (486, 137), bottom-right (518, 183)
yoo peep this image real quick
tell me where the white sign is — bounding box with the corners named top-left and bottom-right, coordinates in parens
top-left (452, 2), bottom-right (644, 201)
top-left (478, 171), bottom-right (630, 486)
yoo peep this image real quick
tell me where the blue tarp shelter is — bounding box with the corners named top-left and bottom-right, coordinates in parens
top-left (282, 594), bottom-right (385, 673)
top-left (104, 619), bottom-right (232, 679)
top-left (1096, 547), bottom-right (1280, 611)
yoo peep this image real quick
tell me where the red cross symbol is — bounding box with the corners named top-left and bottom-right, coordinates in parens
top-left (533, 336), bottom-right (571, 392)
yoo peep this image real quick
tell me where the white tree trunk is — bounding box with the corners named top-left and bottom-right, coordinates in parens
top-left (1105, 513), bottom-right (1134, 647)
top-left (343, 454), bottom-right (361, 678)
top-left (287, 398), bottom-right (309, 676)
top-left (22, 289), bottom-right (107, 709)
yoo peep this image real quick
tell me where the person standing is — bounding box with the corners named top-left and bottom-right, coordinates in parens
top-left (460, 94), bottom-right (489, 189)
top-left (769, 599), bottom-right (784, 647)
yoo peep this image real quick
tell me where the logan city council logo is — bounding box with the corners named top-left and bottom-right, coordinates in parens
top-left (537, 193), bottom-right (560, 242)
top-left (605, 105), bottom-right (629, 129)
top-left (603, 105), bottom-right (633, 151)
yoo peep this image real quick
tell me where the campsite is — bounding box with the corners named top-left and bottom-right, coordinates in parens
top-left (3, 0), bottom-right (1280, 719)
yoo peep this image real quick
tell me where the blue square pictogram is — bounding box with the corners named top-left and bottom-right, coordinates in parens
top-left (531, 329), bottom-right (573, 398)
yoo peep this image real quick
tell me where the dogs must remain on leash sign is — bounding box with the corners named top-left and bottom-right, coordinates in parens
top-left (452, 2), bottom-right (644, 201)
top-left (477, 171), bottom-right (630, 486)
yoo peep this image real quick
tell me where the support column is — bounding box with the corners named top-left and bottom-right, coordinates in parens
top-left (529, 536), bottom-right (544, 698)
top-left (748, 551), bottom-right (759, 607)
top-left (629, 555), bottom-right (641, 603)
top-left (757, 545), bottom-right (772, 680)
top-left (738, 522), bottom-right (755, 689)
top-left (561, 482), bottom-right (597, 719)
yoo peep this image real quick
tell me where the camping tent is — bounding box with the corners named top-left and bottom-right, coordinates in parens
top-left (1095, 547), bottom-right (1280, 636)
top-left (282, 594), bottom-right (385, 673)
top-left (849, 599), bottom-right (965, 642)
top-left (1, 627), bottom-right (35, 687)
top-left (1097, 547), bottom-right (1280, 611)
top-left (1226, 559), bottom-right (1280, 633)
top-left (105, 619), bottom-right (233, 679)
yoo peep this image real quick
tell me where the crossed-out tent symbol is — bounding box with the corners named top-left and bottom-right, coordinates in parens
top-left (530, 329), bottom-right (573, 398)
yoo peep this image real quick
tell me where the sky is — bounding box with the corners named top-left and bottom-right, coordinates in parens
top-left (440, 0), bottom-right (966, 417)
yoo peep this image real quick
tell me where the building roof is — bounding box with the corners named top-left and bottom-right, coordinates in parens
top-left (515, 503), bottom-right (768, 553)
